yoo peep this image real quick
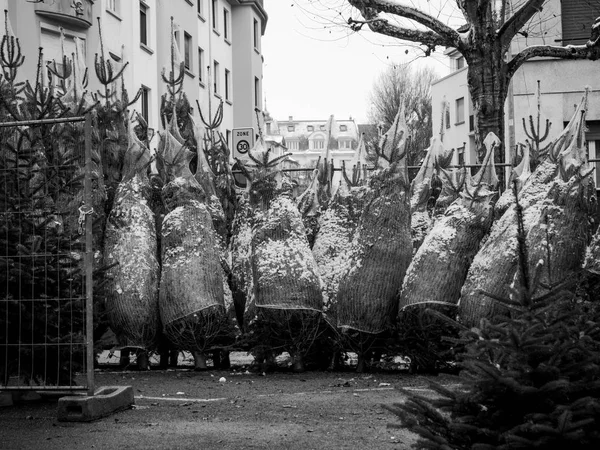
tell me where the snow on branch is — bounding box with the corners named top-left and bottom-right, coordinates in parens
top-left (498, 0), bottom-right (546, 46)
top-left (347, 0), bottom-right (459, 49)
top-left (507, 26), bottom-right (600, 79)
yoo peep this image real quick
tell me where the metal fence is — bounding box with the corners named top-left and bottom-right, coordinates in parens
top-left (0, 115), bottom-right (94, 395)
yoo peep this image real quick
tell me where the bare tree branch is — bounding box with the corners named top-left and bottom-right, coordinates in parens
top-left (348, 0), bottom-right (461, 44)
top-left (507, 37), bottom-right (600, 79)
top-left (348, 0), bottom-right (461, 47)
top-left (455, 0), bottom-right (478, 23)
top-left (499, 0), bottom-right (546, 46)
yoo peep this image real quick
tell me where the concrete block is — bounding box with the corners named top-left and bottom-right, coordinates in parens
top-left (57, 386), bottom-right (134, 422)
top-left (0, 391), bottom-right (14, 407)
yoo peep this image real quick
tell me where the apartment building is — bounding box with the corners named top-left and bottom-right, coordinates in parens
top-left (431, 0), bottom-right (600, 184)
top-left (2, 0), bottom-right (267, 148)
top-left (266, 114), bottom-right (360, 166)
top-left (262, 113), bottom-right (362, 190)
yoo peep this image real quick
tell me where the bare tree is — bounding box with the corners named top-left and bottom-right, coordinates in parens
top-left (306, 0), bottom-right (600, 163)
top-left (368, 64), bottom-right (438, 166)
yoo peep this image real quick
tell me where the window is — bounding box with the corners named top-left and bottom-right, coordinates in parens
top-left (224, 68), bottom-right (230, 101)
top-left (561, 0), bottom-right (597, 45)
top-left (457, 147), bottom-right (465, 166)
top-left (319, 125), bottom-right (325, 131)
top-left (198, 47), bottom-right (204, 83)
top-left (287, 125), bottom-right (295, 132)
top-left (456, 97), bottom-right (465, 124)
top-left (313, 140), bottom-right (325, 150)
top-left (140, 86), bottom-right (150, 123)
top-left (223, 8), bottom-right (230, 41)
top-left (253, 18), bottom-right (259, 50)
top-left (307, 125), bottom-right (314, 132)
top-left (212, 0), bottom-right (218, 31)
top-left (594, 140), bottom-right (600, 187)
top-left (445, 108), bottom-right (451, 128)
top-left (197, 0), bottom-right (203, 16)
top-left (456, 56), bottom-right (465, 70)
top-left (339, 124), bottom-right (347, 132)
top-left (340, 140), bottom-right (351, 149)
top-left (107, 0), bottom-right (119, 14)
top-left (226, 130), bottom-right (231, 146)
top-left (139, 2), bottom-right (148, 45)
top-left (287, 140), bottom-right (299, 151)
top-left (254, 76), bottom-right (260, 108)
top-left (184, 32), bottom-right (192, 70)
top-left (41, 28), bottom-right (83, 87)
top-left (213, 60), bottom-right (220, 95)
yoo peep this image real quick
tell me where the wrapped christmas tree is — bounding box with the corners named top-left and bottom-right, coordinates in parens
top-left (386, 186), bottom-right (600, 450)
top-left (312, 136), bottom-right (370, 317)
top-left (103, 119), bottom-right (159, 369)
top-left (235, 139), bottom-right (324, 372)
top-left (459, 92), bottom-right (592, 327)
top-left (157, 127), bottom-right (227, 370)
top-left (399, 133), bottom-right (499, 312)
top-left (333, 108), bottom-right (412, 370)
top-left (409, 115), bottom-right (453, 252)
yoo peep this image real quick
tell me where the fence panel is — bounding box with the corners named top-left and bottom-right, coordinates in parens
top-left (0, 115), bottom-right (93, 393)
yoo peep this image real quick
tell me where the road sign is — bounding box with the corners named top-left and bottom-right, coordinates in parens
top-left (232, 127), bottom-right (255, 160)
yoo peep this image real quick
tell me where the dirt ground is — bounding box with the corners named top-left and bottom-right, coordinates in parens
top-left (0, 355), bottom-right (459, 450)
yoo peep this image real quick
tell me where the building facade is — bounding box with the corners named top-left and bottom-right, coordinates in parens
top-left (265, 114), bottom-right (360, 166)
top-left (262, 114), bottom-right (362, 190)
top-left (2, 0), bottom-right (267, 149)
top-left (431, 0), bottom-right (600, 184)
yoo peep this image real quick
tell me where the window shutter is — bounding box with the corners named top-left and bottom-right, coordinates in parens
top-left (561, 0), bottom-right (597, 45)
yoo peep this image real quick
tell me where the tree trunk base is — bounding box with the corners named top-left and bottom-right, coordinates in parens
top-left (193, 351), bottom-right (208, 371)
top-left (136, 351), bottom-right (151, 371)
top-left (291, 353), bottom-right (305, 373)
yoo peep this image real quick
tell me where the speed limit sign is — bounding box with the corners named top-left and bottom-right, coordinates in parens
top-left (232, 127), bottom-right (255, 160)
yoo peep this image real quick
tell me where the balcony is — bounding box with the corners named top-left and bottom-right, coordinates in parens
top-left (35, 0), bottom-right (94, 29)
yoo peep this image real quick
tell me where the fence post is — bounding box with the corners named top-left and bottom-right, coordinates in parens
top-left (84, 113), bottom-right (95, 396)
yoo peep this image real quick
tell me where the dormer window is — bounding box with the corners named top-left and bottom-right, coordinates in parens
top-left (307, 125), bottom-right (314, 132)
top-left (339, 124), bottom-right (347, 132)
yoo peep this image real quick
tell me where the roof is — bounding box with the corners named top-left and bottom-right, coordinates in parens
top-left (275, 118), bottom-right (359, 140)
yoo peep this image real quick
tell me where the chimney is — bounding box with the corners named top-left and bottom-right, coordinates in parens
top-left (288, 115), bottom-right (293, 122)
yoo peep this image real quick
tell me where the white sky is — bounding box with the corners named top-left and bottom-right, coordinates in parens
top-left (261, 0), bottom-right (452, 124)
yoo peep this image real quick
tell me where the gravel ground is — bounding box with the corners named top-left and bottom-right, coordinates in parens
top-left (1, 353), bottom-right (459, 449)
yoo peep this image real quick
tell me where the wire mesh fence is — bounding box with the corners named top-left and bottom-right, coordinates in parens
top-left (0, 115), bottom-right (94, 393)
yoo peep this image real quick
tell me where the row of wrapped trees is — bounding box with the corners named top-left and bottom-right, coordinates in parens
top-left (3, 9), bottom-right (599, 380)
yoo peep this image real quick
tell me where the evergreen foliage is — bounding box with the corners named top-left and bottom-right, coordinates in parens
top-left (0, 37), bottom-right (87, 386)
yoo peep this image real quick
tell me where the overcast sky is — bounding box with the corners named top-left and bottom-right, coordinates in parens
top-left (261, 1), bottom-right (451, 124)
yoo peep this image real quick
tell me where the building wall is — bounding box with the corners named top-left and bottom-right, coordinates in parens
top-left (2, 0), bottom-right (266, 154)
top-left (430, 66), bottom-right (478, 166)
top-left (265, 116), bottom-right (360, 190)
top-left (431, 0), bottom-right (600, 180)
top-left (231, 2), bottom-right (266, 134)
